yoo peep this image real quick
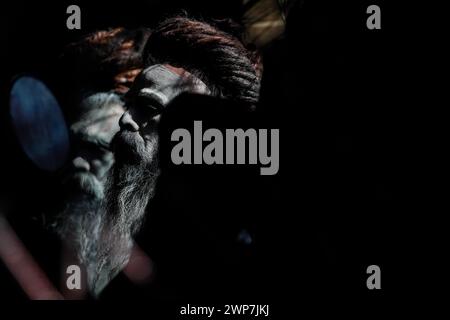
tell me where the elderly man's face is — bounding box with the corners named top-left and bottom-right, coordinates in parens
top-left (113, 64), bottom-right (210, 166)
top-left (106, 64), bottom-right (210, 224)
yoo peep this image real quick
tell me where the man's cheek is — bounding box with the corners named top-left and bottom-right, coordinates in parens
top-left (141, 116), bottom-right (161, 142)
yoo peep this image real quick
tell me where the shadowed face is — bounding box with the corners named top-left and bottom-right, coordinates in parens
top-left (106, 64), bottom-right (210, 230)
top-left (63, 92), bottom-right (125, 200)
top-left (113, 64), bottom-right (210, 166)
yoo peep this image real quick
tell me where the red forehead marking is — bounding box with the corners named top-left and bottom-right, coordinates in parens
top-left (163, 64), bottom-right (192, 78)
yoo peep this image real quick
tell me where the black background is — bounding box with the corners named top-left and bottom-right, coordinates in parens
top-left (0, 0), bottom-right (428, 317)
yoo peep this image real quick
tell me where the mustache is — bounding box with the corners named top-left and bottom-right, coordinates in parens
top-left (112, 130), bottom-right (147, 163)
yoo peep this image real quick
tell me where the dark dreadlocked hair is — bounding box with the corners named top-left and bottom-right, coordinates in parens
top-left (57, 27), bottom-right (151, 94)
top-left (143, 17), bottom-right (261, 105)
top-left (54, 27), bottom-right (151, 120)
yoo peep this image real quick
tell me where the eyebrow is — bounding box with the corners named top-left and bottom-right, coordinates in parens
top-left (138, 88), bottom-right (169, 107)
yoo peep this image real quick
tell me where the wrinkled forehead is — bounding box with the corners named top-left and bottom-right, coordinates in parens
top-left (133, 64), bottom-right (210, 101)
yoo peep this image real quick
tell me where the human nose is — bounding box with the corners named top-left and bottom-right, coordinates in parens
top-left (119, 111), bottom-right (140, 132)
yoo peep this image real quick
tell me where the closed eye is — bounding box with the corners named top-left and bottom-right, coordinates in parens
top-left (133, 94), bottom-right (164, 119)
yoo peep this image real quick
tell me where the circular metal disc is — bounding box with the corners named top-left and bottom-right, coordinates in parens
top-left (9, 76), bottom-right (70, 171)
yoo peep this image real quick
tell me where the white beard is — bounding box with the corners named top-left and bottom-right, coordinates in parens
top-left (54, 116), bottom-right (160, 296)
top-left (55, 160), bottom-right (159, 297)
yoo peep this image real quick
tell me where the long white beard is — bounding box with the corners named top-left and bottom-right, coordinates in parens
top-left (92, 161), bottom-right (159, 296)
top-left (54, 194), bottom-right (110, 296)
top-left (55, 163), bottom-right (158, 298)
